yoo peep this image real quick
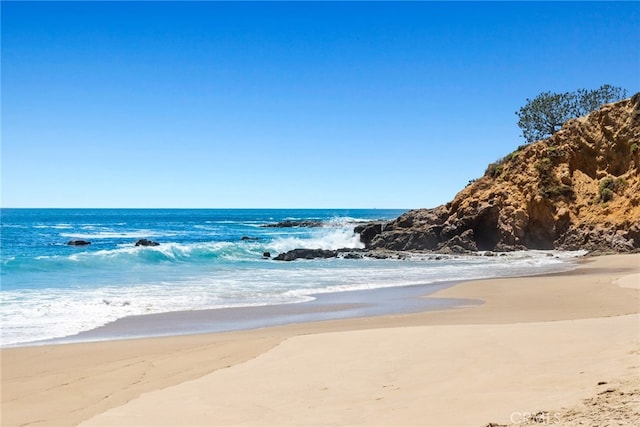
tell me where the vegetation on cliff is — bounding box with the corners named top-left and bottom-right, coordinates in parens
top-left (516, 84), bottom-right (628, 144)
top-left (359, 92), bottom-right (640, 253)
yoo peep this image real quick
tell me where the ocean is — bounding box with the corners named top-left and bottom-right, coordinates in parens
top-left (0, 208), bottom-right (585, 347)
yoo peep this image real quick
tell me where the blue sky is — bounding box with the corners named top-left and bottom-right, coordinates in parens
top-left (2, 1), bottom-right (638, 209)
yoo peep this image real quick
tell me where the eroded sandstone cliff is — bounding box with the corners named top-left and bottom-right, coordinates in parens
top-left (360, 93), bottom-right (640, 253)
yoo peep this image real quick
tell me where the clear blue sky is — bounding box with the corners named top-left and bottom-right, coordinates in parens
top-left (2, 1), bottom-right (638, 209)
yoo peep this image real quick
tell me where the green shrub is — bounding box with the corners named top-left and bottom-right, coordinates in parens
top-left (485, 163), bottom-right (503, 178)
top-left (599, 176), bottom-right (626, 202)
top-left (631, 143), bottom-right (639, 154)
top-left (546, 146), bottom-right (565, 159)
top-left (540, 184), bottom-right (574, 198)
top-left (600, 188), bottom-right (614, 202)
top-left (534, 157), bottom-right (552, 174)
top-left (534, 157), bottom-right (574, 199)
top-left (504, 151), bottom-right (520, 162)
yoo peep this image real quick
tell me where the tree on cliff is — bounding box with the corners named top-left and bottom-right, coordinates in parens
top-left (516, 84), bottom-right (627, 144)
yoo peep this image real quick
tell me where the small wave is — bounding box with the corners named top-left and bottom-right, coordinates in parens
top-left (60, 230), bottom-right (174, 239)
top-left (1, 256), bottom-right (16, 268)
top-left (5, 241), bottom-right (266, 273)
top-left (324, 216), bottom-right (371, 226)
top-left (0, 249), bottom-right (585, 346)
top-left (270, 226), bottom-right (364, 252)
top-left (1, 224), bottom-right (28, 229)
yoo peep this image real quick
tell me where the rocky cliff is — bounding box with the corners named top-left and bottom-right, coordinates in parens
top-left (359, 93), bottom-right (640, 253)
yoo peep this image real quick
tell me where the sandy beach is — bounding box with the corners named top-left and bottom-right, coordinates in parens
top-left (2, 254), bottom-right (639, 426)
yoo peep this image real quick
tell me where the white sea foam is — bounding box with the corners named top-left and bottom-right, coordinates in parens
top-left (0, 207), bottom-right (589, 347)
top-left (25, 241), bottom-right (264, 272)
top-left (269, 226), bottom-right (364, 252)
top-left (1, 250), bottom-right (586, 346)
top-left (33, 224), bottom-right (73, 229)
top-left (60, 230), bottom-right (175, 239)
top-left (0, 276), bottom-right (310, 346)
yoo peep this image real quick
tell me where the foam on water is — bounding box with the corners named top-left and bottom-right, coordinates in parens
top-left (0, 209), bottom-right (587, 347)
top-left (269, 226), bottom-right (365, 252)
top-left (60, 230), bottom-right (173, 239)
top-left (4, 232), bottom-right (364, 274)
top-left (2, 250), bottom-right (585, 346)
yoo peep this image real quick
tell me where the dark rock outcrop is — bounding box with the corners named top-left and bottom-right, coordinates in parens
top-left (354, 222), bottom-right (388, 247)
top-left (67, 240), bottom-right (91, 246)
top-left (359, 94), bottom-right (640, 253)
top-left (135, 239), bottom-right (160, 247)
top-left (273, 248), bottom-right (367, 261)
top-left (273, 248), bottom-right (338, 261)
top-left (241, 236), bottom-right (260, 241)
top-left (342, 252), bottom-right (363, 259)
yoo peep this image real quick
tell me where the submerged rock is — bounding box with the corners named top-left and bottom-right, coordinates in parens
top-left (135, 239), bottom-right (160, 247)
top-left (273, 248), bottom-right (338, 261)
top-left (67, 240), bottom-right (91, 246)
top-left (273, 248), bottom-right (367, 261)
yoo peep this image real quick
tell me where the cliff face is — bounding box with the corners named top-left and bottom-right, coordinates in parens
top-left (362, 93), bottom-right (640, 253)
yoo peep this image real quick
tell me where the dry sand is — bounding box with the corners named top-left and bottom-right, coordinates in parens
top-left (2, 254), bottom-right (639, 427)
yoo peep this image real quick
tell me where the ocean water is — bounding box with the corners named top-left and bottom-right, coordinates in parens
top-left (1, 208), bottom-right (585, 347)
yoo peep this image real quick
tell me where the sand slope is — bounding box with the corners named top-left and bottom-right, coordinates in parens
top-left (80, 314), bottom-right (639, 427)
top-left (2, 254), bottom-right (639, 427)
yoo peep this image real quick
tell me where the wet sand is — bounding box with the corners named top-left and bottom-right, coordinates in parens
top-left (2, 254), bottom-right (639, 426)
top-left (37, 280), bottom-right (476, 345)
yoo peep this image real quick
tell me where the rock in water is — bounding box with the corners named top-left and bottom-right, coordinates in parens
top-left (273, 248), bottom-right (338, 261)
top-left (67, 240), bottom-right (91, 246)
top-left (135, 239), bottom-right (160, 247)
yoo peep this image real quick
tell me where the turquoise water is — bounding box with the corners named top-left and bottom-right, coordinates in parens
top-left (1, 208), bottom-right (584, 346)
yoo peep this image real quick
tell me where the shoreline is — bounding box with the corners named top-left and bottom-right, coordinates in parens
top-left (2, 253), bottom-right (638, 426)
top-left (6, 251), bottom-right (584, 349)
top-left (21, 280), bottom-right (477, 348)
